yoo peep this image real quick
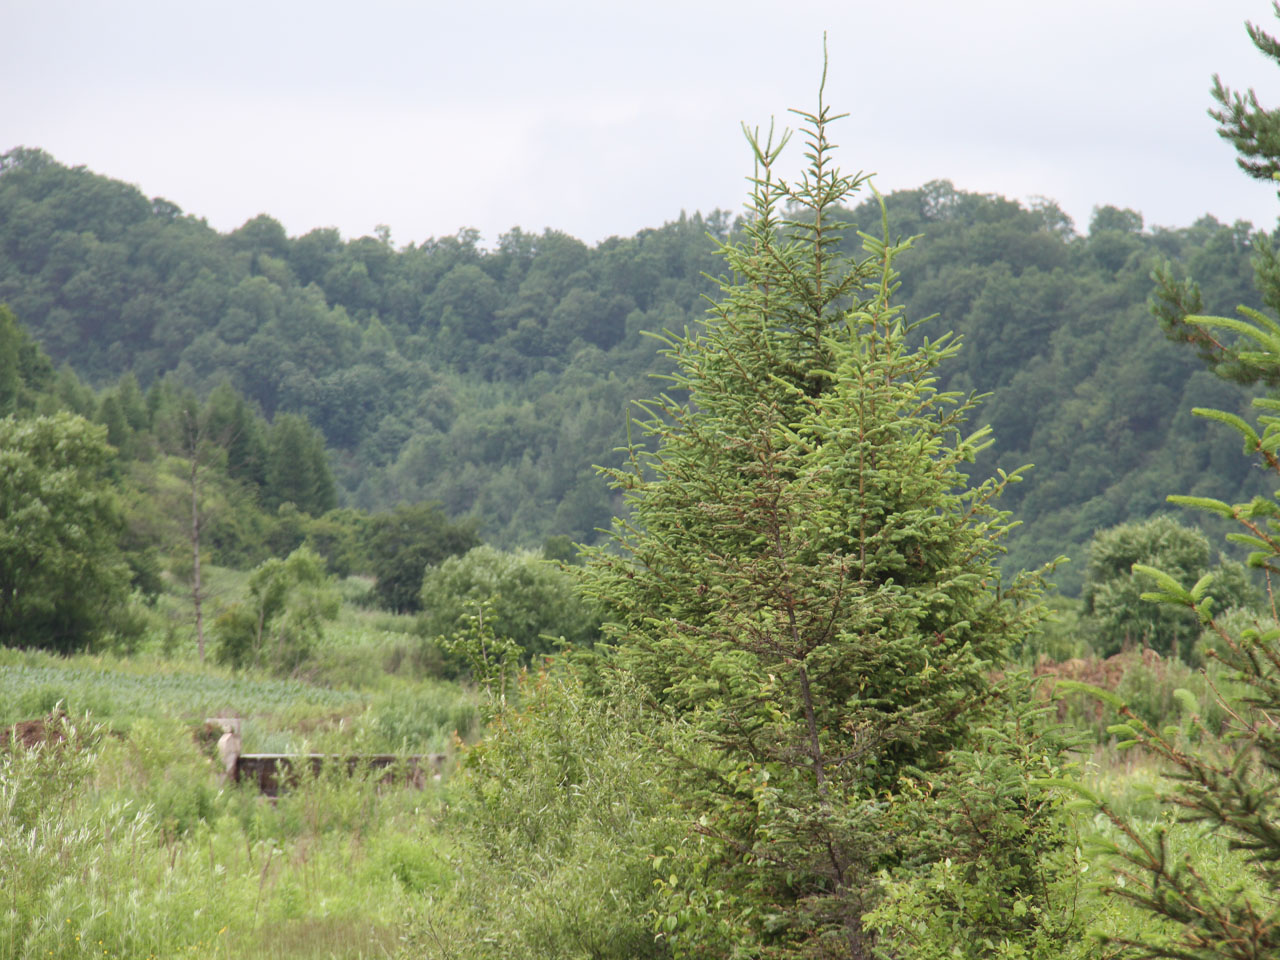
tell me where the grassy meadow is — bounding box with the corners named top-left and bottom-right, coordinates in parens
top-left (1, 567), bottom-right (478, 960)
top-left (2, 569), bottom-right (1262, 959)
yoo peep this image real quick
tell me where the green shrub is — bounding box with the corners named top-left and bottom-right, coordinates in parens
top-left (412, 668), bottom-right (680, 959)
top-left (420, 544), bottom-right (602, 658)
top-left (865, 686), bottom-right (1095, 959)
top-left (0, 413), bottom-right (133, 653)
top-left (1082, 517), bottom-right (1256, 661)
top-left (367, 502), bottom-right (480, 613)
top-left (213, 546), bottom-right (340, 674)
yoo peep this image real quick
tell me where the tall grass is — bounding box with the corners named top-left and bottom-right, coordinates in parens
top-left (0, 564), bottom-right (485, 960)
top-left (0, 643), bottom-right (479, 754)
top-left (1, 711), bottom-right (456, 960)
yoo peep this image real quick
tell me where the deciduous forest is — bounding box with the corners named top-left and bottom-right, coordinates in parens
top-left (5, 8), bottom-right (1280, 960)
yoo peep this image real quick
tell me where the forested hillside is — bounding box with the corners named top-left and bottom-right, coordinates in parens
top-left (0, 147), bottom-right (1268, 589)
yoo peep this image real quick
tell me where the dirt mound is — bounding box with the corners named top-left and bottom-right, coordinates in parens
top-left (1033, 648), bottom-right (1166, 723)
top-left (1034, 647), bottom-right (1163, 690)
top-left (0, 710), bottom-right (70, 749)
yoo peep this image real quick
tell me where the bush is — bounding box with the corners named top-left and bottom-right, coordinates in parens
top-left (367, 502), bottom-right (480, 613)
top-left (411, 667), bottom-right (679, 959)
top-left (0, 413), bottom-right (133, 652)
top-left (1082, 516), bottom-right (1256, 660)
top-left (213, 546), bottom-right (340, 674)
top-left (421, 545), bottom-right (602, 658)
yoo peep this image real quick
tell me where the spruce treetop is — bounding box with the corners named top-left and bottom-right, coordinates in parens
top-left (581, 73), bottom-right (1052, 957)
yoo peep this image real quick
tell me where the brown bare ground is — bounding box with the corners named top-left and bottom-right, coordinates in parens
top-left (0, 710), bottom-right (70, 749)
top-left (1033, 648), bottom-right (1166, 723)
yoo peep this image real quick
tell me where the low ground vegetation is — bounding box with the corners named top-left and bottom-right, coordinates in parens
top-left (0, 495), bottom-right (1270, 960)
top-left (1, 568), bottom-right (480, 960)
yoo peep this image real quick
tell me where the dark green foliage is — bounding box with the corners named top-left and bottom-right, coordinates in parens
top-left (0, 148), bottom-right (723, 546)
top-left (582, 92), bottom-right (1073, 957)
top-left (264, 412), bottom-right (337, 516)
top-left (77, 362), bottom-right (355, 578)
top-left (1082, 516), bottom-right (1257, 660)
top-left (228, 213), bottom-right (290, 259)
top-left (366, 502), bottom-right (480, 612)
top-left (201, 380), bottom-right (268, 489)
top-left (0, 413), bottom-right (132, 651)
top-left (541, 533), bottom-right (578, 565)
top-left (0, 303), bottom-right (53, 416)
top-left (419, 545), bottom-right (602, 658)
top-left (0, 142), bottom-right (1273, 570)
top-left (0, 308), bottom-right (433, 615)
top-left (825, 180), bottom-right (1269, 594)
top-left (129, 377), bottom-right (268, 581)
top-left (0, 305), bottom-right (21, 416)
top-left (300, 507), bottom-right (372, 577)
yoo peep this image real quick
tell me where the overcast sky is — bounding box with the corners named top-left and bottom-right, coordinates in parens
top-left (4, 0), bottom-right (1278, 247)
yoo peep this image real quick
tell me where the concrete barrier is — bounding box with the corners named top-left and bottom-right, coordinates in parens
top-left (205, 717), bottom-right (445, 796)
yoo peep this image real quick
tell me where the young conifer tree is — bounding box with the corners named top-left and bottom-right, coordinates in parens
top-left (581, 74), bottom-right (1065, 958)
top-left (1063, 307), bottom-right (1280, 959)
top-left (1071, 11), bottom-right (1280, 952)
top-left (1158, 4), bottom-right (1280, 384)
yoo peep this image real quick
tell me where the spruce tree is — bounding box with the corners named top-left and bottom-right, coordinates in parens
top-left (1080, 307), bottom-right (1280, 959)
top-left (1159, 4), bottom-right (1280, 379)
top-left (582, 78), bottom-right (1063, 958)
top-left (1068, 8), bottom-right (1280, 955)
top-left (1210, 3), bottom-right (1280, 192)
top-left (264, 412), bottom-right (336, 515)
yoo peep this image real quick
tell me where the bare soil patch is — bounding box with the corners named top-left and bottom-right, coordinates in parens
top-left (0, 710), bottom-right (70, 749)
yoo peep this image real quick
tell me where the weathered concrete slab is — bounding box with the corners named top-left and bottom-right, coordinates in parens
top-left (235, 752), bottom-right (446, 795)
top-left (205, 717), bottom-right (445, 795)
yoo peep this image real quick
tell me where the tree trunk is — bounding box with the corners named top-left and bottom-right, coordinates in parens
top-left (190, 451), bottom-right (205, 662)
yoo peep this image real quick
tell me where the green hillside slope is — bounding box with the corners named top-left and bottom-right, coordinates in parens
top-left (1, 148), bottom-right (1268, 590)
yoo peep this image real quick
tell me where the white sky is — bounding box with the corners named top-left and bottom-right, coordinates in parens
top-left (4, 0), bottom-right (1278, 246)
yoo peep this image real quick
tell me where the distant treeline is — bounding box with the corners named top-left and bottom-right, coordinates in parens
top-left (0, 147), bottom-right (1268, 589)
